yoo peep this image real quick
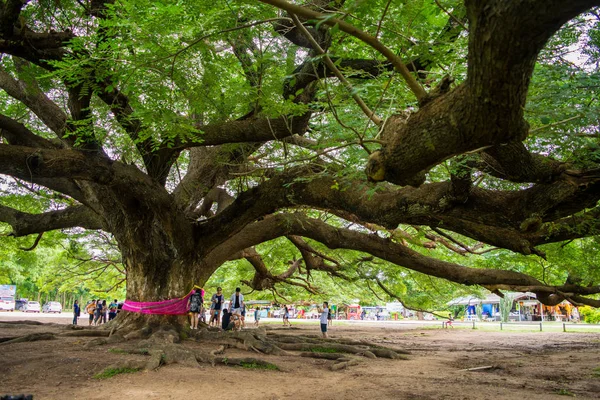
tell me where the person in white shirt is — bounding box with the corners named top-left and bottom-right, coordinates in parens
top-left (319, 301), bottom-right (329, 338)
top-left (229, 287), bottom-right (244, 316)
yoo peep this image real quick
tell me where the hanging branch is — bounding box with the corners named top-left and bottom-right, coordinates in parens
top-left (433, 0), bottom-right (468, 32)
top-left (291, 14), bottom-right (382, 126)
top-left (19, 232), bottom-right (44, 251)
top-left (259, 0), bottom-right (427, 103)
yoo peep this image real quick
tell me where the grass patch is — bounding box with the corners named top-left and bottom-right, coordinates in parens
top-left (239, 361), bottom-right (278, 370)
top-left (108, 348), bottom-right (128, 355)
top-left (94, 367), bottom-right (141, 379)
top-left (556, 388), bottom-right (576, 397)
top-left (310, 347), bottom-right (340, 353)
top-left (593, 367), bottom-right (600, 378)
top-left (108, 348), bottom-right (150, 356)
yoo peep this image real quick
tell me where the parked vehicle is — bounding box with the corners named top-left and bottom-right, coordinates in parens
top-left (15, 298), bottom-right (28, 311)
top-left (42, 301), bottom-right (62, 313)
top-left (0, 296), bottom-right (15, 311)
top-left (346, 304), bottom-right (361, 320)
top-left (23, 301), bottom-right (41, 313)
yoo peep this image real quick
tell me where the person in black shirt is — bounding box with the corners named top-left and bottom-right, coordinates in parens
top-left (210, 287), bottom-right (224, 327)
top-left (94, 299), bottom-right (103, 326)
top-left (187, 289), bottom-right (203, 330)
top-left (221, 309), bottom-right (233, 330)
top-left (72, 300), bottom-right (80, 325)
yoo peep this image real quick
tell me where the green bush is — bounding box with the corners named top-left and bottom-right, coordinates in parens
top-left (579, 306), bottom-right (600, 324)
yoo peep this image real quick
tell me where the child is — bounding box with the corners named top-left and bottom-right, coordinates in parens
top-left (446, 313), bottom-right (454, 328)
top-left (221, 309), bottom-right (232, 330)
top-left (108, 299), bottom-right (118, 321)
top-left (254, 308), bottom-right (261, 327)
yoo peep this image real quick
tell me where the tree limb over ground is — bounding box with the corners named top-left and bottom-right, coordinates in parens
top-left (0, 0), bottom-right (599, 312)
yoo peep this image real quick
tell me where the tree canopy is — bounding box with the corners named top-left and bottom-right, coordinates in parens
top-left (1, 0), bottom-right (600, 311)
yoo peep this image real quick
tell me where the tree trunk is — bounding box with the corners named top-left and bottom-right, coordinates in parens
top-left (106, 203), bottom-right (215, 332)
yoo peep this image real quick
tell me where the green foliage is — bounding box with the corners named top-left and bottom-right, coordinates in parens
top-left (499, 295), bottom-right (514, 323)
top-left (239, 361), bottom-right (279, 370)
top-left (579, 307), bottom-right (600, 324)
top-left (93, 367), bottom-right (141, 379)
top-left (556, 388), bottom-right (576, 397)
top-left (0, 0), bottom-right (599, 313)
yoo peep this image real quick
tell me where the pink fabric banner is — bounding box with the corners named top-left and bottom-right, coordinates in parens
top-left (122, 290), bottom-right (195, 315)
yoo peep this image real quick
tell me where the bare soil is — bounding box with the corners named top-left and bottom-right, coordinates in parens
top-left (1, 317), bottom-right (599, 400)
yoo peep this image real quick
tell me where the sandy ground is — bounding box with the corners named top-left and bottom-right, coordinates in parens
top-left (1, 315), bottom-right (599, 400)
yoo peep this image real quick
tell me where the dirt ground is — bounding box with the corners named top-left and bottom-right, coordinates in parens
top-left (1, 316), bottom-right (599, 400)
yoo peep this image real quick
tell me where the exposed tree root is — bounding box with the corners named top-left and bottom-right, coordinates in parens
top-left (94, 316), bottom-right (408, 374)
top-left (194, 328), bottom-right (289, 356)
top-left (300, 352), bottom-right (349, 360)
top-left (266, 333), bottom-right (409, 358)
top-left (61, 330), bottom-right (111, 337)
top-left (0, 332), bottom-right (56, 345)
top-left (213, 356), bottom-right (279, 370)
top-left (330, 358), bottom-right (361, 371)
top-left (0, 320), bottom-right (49, 326)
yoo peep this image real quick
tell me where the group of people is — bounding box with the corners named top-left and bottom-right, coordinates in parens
top-left (187, 286), bottom-right (247, 330)
top-left (71, 299), bottom-right (119, 326)
top-left (186, 287), bottom-right (331, 337)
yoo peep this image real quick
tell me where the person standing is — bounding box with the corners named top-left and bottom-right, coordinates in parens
top-left (108, 299), bottom-right (118, 321)
top-left (86, 300), bottom-right (96, 326)
top-left (94, 299), bottom-right (103, 326)
top-left (254, 308), bottom-right (261, 327)
top-left (283, 305), bottom-right (291, 327)
top-left (328, 306), bottom-right (333, 326)
top-left (229, 287), bottom-right (244, 315)
top-left (187, 288), bottom-right (203, 330)
top-left (73, 300), bottom-right (80, 325)
top-left (101, 300), bottom-right (108, 324)
top-left (198, 288), bottom-right (206, 324)
top-left (319, 302), bottom-right (329, 338)
top-left (210, 287), bottom-right (224, 327)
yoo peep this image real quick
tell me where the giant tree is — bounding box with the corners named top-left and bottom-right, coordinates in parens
top-left (1, 0), bottom-right (600, 335)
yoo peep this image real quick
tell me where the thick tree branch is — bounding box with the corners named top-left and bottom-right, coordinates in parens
top-left (198, 168), bottom-right (600, 257)
top-left (0, 144), bottom-right (174, 209)
top-left (205, 213), bottom-right (600, 305)
top-left (175, 113), bottom-right (311, 149)
top-left (0, 67), bottom-right (67, 136)
top-left (0, 204), bottom-right (104, 237)
top-left (0, 113), bottom-right (59, 149)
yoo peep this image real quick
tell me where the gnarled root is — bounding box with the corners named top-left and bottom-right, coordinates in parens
top-left (62, 330), bottom-right (111, 338)
top-left (194, 328), bottom-right (288, 356)
top-left (330, 358), bottom-right (361, 371)
top-left (266, 333), bottom-right (409, 359)
top-left (0, 332), bottom-right (56, 345)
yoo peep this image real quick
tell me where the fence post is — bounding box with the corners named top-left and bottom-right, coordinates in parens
top-left (500, 322), bottom-right (503, 331)
top-left (540, 322), bottom-right (543, 332)
top-left (472, 321), bottom-right (476, 329)
top-left (563, 323), bottom-right (566, 332)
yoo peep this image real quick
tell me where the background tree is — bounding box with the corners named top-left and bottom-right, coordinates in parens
top-left (1, 0), bottom-right (600, 334)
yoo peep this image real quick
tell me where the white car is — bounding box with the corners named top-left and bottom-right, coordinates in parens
top-left (23, 301), bottom-right (41, 313)
top-left (42, 301), bottom-right (62, 313)
top-left (0, 297), bottom-right (15, 311)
